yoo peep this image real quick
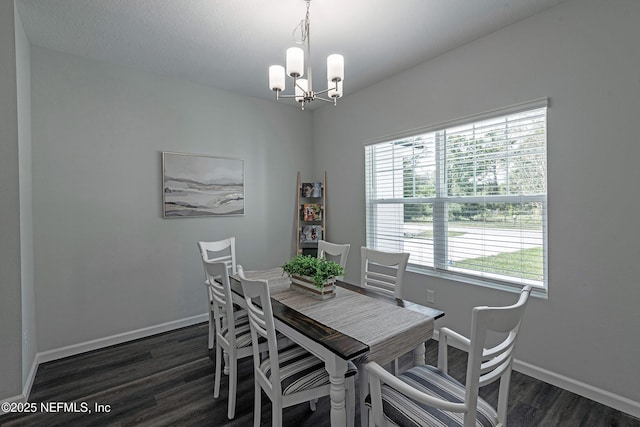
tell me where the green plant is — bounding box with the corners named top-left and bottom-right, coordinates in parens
top-left (281, 254), bottom-right (345, 288)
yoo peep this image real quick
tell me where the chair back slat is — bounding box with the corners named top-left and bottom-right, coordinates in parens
top-left (479, 355), bottom-right (513, 386)
top-left (363, 271), bottom-right (397, 291)
top-left (247, 306), bottom-right (268, 338)
top-left (480, 346), bottom-right (512, 374)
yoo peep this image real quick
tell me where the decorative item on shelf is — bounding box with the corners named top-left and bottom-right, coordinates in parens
top-left (281, 254), bottom-right (344, 300)
top-left (300, 225), bottom-right (322, 243)
top-left (301, 203), bottom-right (322, 222)
top-left (301, 182), bottom-right (322, 198)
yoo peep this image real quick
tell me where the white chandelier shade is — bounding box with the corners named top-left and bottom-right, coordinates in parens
top-left (327, 54), bottom-right (344, 82)
top-left (268, 65), bottom-right (285, 91)
top-left (286, 47), bottom-right (304, 78)
top-left (267, 0), bottom-right (344, 110)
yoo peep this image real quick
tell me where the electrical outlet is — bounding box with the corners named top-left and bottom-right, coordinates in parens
top-left (427, 289), bottom-right (435, 304)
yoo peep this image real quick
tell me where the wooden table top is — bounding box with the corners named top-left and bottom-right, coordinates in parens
top-left (230, 269), bottom-right (444, 362)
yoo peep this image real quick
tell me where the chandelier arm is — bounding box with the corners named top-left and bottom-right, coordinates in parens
top-left (314, 87), bottom-right (333, 97)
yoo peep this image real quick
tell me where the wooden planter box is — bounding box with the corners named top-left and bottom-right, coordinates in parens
top-left (290, 274), bottom-right (336, 300)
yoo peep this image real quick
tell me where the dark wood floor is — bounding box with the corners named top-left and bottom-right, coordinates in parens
top-left (1, 322), bottom-right (638, 426)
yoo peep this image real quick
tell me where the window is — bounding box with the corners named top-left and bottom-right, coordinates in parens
top-left (365, 99), bottom-right (547, 291)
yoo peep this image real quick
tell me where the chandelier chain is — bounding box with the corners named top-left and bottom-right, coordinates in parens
top-left (292, 1), bottom-right (311, 44)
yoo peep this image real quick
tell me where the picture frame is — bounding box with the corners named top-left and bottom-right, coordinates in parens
top-left (162, 152), bottom-right (244, 218)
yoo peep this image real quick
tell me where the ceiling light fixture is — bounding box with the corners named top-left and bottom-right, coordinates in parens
top-left (268, 0), bottom-right (344, 110)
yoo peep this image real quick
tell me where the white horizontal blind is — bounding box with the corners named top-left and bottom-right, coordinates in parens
top-left (365, 104), bottom-right (547, 288)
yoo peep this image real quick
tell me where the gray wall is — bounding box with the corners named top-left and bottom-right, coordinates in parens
top-left (0, 0), bottom-right (35, 402)
top-left (0, 0), bottom-right (23, 400)
top-left (15, 1), bottom-right (36, 390)
top-left (31, 47), bottom-right (311, 352)
top-left (314, 0), bottom-right (640, 410)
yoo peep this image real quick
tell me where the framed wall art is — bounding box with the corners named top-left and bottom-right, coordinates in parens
top-left (162, 152), bottom-right (244, 218)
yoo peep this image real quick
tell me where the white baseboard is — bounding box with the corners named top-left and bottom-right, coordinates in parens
top-left (21, 355), bottom-right (38, 402)
top-left (37, 314), bottom-right (208, 364)
top-left (432, 330), bottom-right (640, 419)
top-left (513, 359), bottom-right (640, 419)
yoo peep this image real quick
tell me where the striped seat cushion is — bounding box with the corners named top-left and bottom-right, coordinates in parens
top-left (365, 365), bottom-right (498, 427)
top-left (260, 344), bottom-right (357, 395)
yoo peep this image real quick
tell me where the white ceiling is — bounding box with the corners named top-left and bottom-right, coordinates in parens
top-left (15, 0), bottom-right (566, 110)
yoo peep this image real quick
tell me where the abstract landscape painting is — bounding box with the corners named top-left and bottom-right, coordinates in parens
top-left (162, 152), bottom-right (244, 217)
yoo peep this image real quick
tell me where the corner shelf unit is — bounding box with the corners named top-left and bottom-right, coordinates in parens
top-left (296, 171), bottom-right (326, 257)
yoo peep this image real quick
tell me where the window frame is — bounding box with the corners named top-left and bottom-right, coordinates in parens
top-left (364, 98), bottom-right (548, 296)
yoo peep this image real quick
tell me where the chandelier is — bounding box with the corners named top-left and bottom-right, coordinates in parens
top-left (268, 0), bottom-right (344, 110)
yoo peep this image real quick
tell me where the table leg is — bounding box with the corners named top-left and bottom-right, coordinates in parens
top-left (412, 342), bottom-right (426, 366)
top-left (326, 356), bottom-right (349, 427)
top-left (358, 362), bottom-right (369, 427)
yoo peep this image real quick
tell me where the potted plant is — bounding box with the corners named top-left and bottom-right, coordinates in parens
top-left (281, 254), bottom-right (344, 299)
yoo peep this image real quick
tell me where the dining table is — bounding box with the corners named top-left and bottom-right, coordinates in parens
top-left (229, 267), bottom-right (444, 427)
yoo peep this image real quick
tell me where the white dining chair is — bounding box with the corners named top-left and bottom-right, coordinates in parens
top-left (203, 260), bottom-right (251, 419)
top-left (204, 261), bottom-right (291, 419)
top-left (366, 285), bottom-right (533, 427)
top-left (197, 238), bottom-right (238, 349)
top-left (238, 266), bottom-right (358, 427)
top-left (317, 239), bottom-right (350, 280)
top-left (358, 247), bottom-right (410, 426)
top-left (360, 247), bottom-right (410, 299)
